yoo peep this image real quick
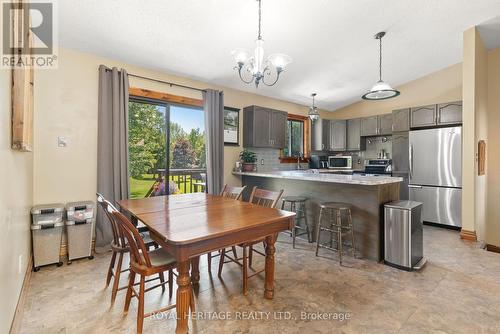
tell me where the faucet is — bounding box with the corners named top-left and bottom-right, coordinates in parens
top-left (296, 152), bottom-right (303, 170)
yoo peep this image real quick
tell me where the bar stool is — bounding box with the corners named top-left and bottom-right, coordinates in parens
top-left (281, 196), bottom-right (311, 248)
top-left (315, 202), bottom-right (356, 264)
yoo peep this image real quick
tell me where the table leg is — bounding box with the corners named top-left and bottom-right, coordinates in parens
top-left (264, 234), bottom-right (277, 299)
top-left (176, 260), bottom-right (191, 334)
top-left (190, 256), bottom-right (200, 285)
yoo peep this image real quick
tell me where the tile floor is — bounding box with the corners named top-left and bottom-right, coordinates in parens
top-left (19, 226), bottom-right (500, 333)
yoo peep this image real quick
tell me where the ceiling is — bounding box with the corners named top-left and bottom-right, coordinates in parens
top-left (478, 15), bottom-right (500, 50)
top-left (58, 0), bottom-right (500, 111)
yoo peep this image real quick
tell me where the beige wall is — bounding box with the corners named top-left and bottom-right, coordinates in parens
top-left (486, 48), bottom-right (500, 247)
top-left (33, 48), bottom-right (313, 205)
top-left (0, 71), bottom-right (33, 329)
top-left (327, 63), bottom-right (462, 119)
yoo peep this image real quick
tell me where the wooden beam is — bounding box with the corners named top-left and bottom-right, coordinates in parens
top-left (129, 87), bottom-right (203, 108)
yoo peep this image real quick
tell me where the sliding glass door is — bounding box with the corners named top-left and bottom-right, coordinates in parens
top-left (128, 98), bottom-right (206, 198)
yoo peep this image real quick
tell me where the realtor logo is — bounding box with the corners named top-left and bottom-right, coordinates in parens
top-left (1, 0), bottom-right (58, 68)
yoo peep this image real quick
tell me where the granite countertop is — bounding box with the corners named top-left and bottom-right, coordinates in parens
top-left (232, 170), bottom-right (403, 186)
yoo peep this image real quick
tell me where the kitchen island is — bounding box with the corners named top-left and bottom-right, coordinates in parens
top-left (233, 170), bottom-right (402, 261)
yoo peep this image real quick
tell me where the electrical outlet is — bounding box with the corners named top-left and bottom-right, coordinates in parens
top-left (260, 159), bottom-right (264, 165)
top-left (18, 254), bottom-right (23, 274)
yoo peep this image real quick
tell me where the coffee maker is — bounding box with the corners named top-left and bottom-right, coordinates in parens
top-left (309, 155), bottom-right (329, 169)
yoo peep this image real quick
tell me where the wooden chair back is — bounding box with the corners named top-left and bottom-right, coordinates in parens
top-left (96, 193), bottom-right (126, 249)
top-left (248, 186), bottom-right (284, 208)
top-left (111, 210), bottom-right (154, 268)
top-left (220, 184), bottom-right (246, 200)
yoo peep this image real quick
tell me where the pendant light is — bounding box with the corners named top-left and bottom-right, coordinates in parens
top-left (308, 93), bottom-right (319, 121)
top-left (362, 32), bottom-right (400, 100)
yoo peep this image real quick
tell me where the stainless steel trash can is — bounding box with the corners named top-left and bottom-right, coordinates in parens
top-left (65, 201), bottom-right (95, 264)
top-left (31, 204), bottom-right (65, 271)
top-left (384, 200), bottom-right (426, 271)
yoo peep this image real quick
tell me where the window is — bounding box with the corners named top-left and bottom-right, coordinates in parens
top-left (280, 114), bottom-right (310, 162)
top-left (127, 88), bottom-right (206, 198)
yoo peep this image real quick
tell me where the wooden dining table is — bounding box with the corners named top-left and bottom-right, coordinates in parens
top-left (117, 193), bottom-right (295, 333)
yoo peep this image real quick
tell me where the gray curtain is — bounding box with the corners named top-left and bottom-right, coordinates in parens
top-left (203, 89), bottom-right (224, 195)
top-left (96, 65), bottom-right (130, 246)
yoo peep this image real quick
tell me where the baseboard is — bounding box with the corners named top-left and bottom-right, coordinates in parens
top-left (459, 229), bottom-right (477, 242)
top-left (486, 244), bottom-right (500, 253)
top-left (9, 254), bottom-right (33, 334)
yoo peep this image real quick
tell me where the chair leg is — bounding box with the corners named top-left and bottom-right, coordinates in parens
top-left (349, 210), bottom-right (356, 258)
top-left (124, 271), bottom-right (136, 313)
top-left (249, 245), bottom-right (253, 268)
top-left (336, 211), bottom-right (343, 265)
top-left (158, 272), bottom-right (166, 292)
top-left (242, 246), bottom-right (248, 295)
top-left (315, 208), bottom-right (323, 256)
top-left (291, 202), bottom-right (297, 248)
top-left (137, 276), bottom-right (145, 334)
top-left (168, 270), bottom-right (173, 300)
top-left (106, 251), bottom-right (117, 288)
top-left (207, 252), bottom-right (212, 272)
top-left (218, 248), bottom-right (226, 277)
top-left (303, 203), bottom-right (312, 243)
top-left (111, 252), bottom-right (124, 304)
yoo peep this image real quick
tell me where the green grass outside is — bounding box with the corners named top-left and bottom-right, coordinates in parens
top-left (130, 173), bottom-right (203, 199)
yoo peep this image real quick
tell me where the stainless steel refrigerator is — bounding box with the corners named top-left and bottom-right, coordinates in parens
top-left (409, 127), bottom-right (462, 228)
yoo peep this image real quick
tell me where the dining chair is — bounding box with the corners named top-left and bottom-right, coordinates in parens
top-left (111, 208), bottom-right (193, 334)
top-left (218, 186), bottom-right (284, 294)
top-left (207, 184), bottom-right (247, 272)
top-left (96, 193), bottom-right (158, 304)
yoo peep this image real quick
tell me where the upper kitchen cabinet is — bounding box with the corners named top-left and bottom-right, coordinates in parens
top-left (410, 102), bottom-right (462, 128)
top-left (243, 105), bottom-right (287, 148)
top-left (437, 101), bottom-right (462, 125)
top-left (346, 118), bottom-right (365, 151)
top-left (360, 116), bottom-right (379, 136)
top-left (378, 114), bottom-right (393, 135)
top-left (361, 114), bottom-right (392, 136)
top-left (410, 104), bottom-right (437, 128)
top-left (311, 118), bottom-right (330, 151)
top-left (329, 120), bottom-right (347, 151)
top-left (392, 108), bottom-right (410, 132)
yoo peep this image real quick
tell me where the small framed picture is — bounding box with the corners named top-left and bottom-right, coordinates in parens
top-left (224, 107), bottom-right (240, 146)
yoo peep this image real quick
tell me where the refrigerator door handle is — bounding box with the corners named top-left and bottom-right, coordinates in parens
top-left (409, 144), bottom-right (413, 180)
top-left (408, 185), bottom-right (422, 188)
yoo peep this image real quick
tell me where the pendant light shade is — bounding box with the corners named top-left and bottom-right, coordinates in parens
top-left (308, 93), bottom-right (320, 121)
top-left (362, 32), bottom-right (400, 100)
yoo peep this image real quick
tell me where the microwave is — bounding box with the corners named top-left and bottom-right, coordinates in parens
top-left (328, 156), bottom-right (352, 169)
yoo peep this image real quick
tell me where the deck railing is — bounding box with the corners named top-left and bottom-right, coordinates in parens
top-left (147, 168), bottom-right (206, 196)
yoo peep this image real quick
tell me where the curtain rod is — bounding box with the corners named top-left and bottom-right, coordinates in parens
top-left (103, 67), bottom-right (206, 93)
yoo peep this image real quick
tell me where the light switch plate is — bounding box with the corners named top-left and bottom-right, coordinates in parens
top-left (57, 136), bottom-right (67, 147)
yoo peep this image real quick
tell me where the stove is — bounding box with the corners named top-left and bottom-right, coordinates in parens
top-left (354, 159), bottom-right (392, 176)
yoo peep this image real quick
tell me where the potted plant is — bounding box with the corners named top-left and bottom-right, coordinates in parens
top-left (239, 149), bottom-right (257, 172)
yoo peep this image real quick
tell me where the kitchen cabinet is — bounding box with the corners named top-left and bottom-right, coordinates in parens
top-left (329, 120), bottom-right (346, 151)
top-left (346, 118), bottom-right (365, 151)
top-left (392, 108), bottom-right (410, 132)
top-left (311, 118), bottom-right (330, 151)
top-left (410, 104), bottom-right (437, 128)
top-left (360, 116), bottom-right (379, 136)
top-left (392, 132), bottom-right (409, 172)
top-left (437, 101), bottom-right (462, 125)
top-left (378, 114), bottom-right (393, 135)
top-left (361, 114), bottom-right (392, 136)
top-left (243, 105), bottom-right (287, 148)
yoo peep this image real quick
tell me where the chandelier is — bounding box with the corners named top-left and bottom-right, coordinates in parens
top-left (362, 32), bottom-right (400, 100)
top-left (309, 93), bottom-right (319, 121)
top-left (231, 0), bottom-right (292, 88)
